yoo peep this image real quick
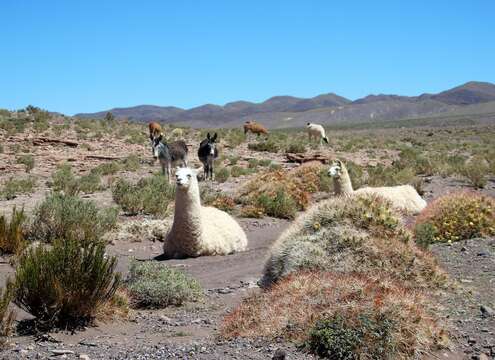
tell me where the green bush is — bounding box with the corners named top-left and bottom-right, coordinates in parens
top-left (14, 238), bottom-right (120, 329)
top-left (460, 160), bottom-right (488, 189)
top-left (122, 154), bottom-right (141, 172)
top-left (16, 154), bottom-right (34, 173)
top-left (285, 142), bottom-right (306, 154)
top-left (414, 191), bottom-right (495, 245)
top-left (258, 159), bottom-right (272, 167)
top-left (248, 140), bottom-right (280, 153)
top-left (50, 164), bottom-right (102, 194)
top-left (0, 207), bottom-right (27, 255)
top-left (228, 156), bottom-right (240, 166)
top-left (306, 313), bottom-right (395, 360)
top-left (247, 158), bottom-right (259, 168)
top-left (257, 188), bottom-right (297, 219)
top-left (30, 193), bottom-right (118, 244)
top-left (112, 175), bottom-right (175, 217)
top-left (127, 260), bottom-right (202, 308)
top-left (0, 279), bottom-right (15, 347)
top-left (214, 167), bottom-right (230, 183)
top-left (1, 177), bottom-right (36, 200)
top-left (91, 162), bottom-right (122, 176)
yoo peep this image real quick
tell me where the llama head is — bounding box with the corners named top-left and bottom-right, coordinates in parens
top-left (328, 160), bottom-right (344, 178)
top-left (175, 167), bottom-right (198, 190)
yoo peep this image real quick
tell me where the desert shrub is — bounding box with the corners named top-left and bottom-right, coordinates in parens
top-left (269, 162), bottom-right (282, 170)
top-left (76, 172), bottom-right (102, 193)
top-left (214, 167), bottom-right (230, 183)
top-left (231, 165), bottom-right (249, 178)
top-left (460, 159), bottom-right (489, 189)
top-left (0, 207), bottom-right (27, 255)
top-left (262, 194), bottom-right (446, 288)
top-left (367, 164), bottom-right (417, 188)
top-left (344, 161), bottom-right (365, 190)
top-left (91, 161), bottom-right (122, 176)
top-left (223, 129), bottom-right (245, 148)
top-left (285, 142), bottom-right (306, 154)
top-left (14, 238), bottom-right (120, 329)
top-left (248, 158), bottom-right (259, 168)
top-left (414, 192), bottom-right (495, 246)
top-left (228, 156), bottom-right (240, 166)
top-left (209, 195), bottom-right (236, 213)
top-left (248, 140), bottom-right (280, 153)
top-left (30, 193), bottom-right (118, 244)
top-left (1, 177), bottom-right (36, 200)
top-left (0, 279), bottom-right (15, 347)
top-left (237, 163), bottom-right (330, 218)
top-left (112, 175), bottom-right (175, 217)
top-left (122, 154), bottom-right (141, 172)
top-left (222, 272), bottom-right (448, 358)
top-left (16, 154), bottom-right (34, 173)
top-left (127, 261), bottom-right (202, 308)
top-left (258, 159), bottom-right (272, 167)
top-left (257, 188), bottom-right (297, 219)
top-left (240, 205), bottom-right (265, 218)
top-left (49, 163), bottom-right (79, 195)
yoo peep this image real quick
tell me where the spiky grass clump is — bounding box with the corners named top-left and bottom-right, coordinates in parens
top-left (112, 174), bottom-right (175, 217)
top-left (0, 279), bottom-right (15, 348)
top-left (0, 207), bottom-right (27, 255)
top-left (30, 193), bottom-right (118, 244)
top-left (16, 154), bottom-right (35, 173)
top-left (222, 271), bottom-right (448, 359)
top-left (14, 238), bottom-right (121, 330)
top-left (50, 163), bottom-right (102, 195)
top-left (127, 261), bottom-right (202, 308)
top-left (262, 194), bottom-right (446, 288)
top-left (414, 191), bottom-right (495, 246)
top-left (237, 162), bottom-right (330, 219)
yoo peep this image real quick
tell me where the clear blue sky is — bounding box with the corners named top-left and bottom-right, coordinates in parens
top-left (1, 0), bottom-right (494, 115)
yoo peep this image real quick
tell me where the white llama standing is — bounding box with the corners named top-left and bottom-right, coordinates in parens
top-left (328, 159), bottom-right (427, 214)
top-left (163, 167), bottom-right (248, 258)
top-left (306, 123), bottom-right (329, 145)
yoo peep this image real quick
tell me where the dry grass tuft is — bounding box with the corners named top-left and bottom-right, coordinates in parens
top-left (221, 271), bottom-right (449, 359)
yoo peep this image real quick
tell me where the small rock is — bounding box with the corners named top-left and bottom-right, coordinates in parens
top-left (79, 355), bottom-right (91, 360)
top-left (480, 305), bottom-right (494, 318)
top-left (468, 338), bottom-right (477, 345)
top-left (51, 349), bottom-right (75, 355)
top-left (19, 349), bottom-right (29, 356)
top-left (272, 348), bottom-right (286, 360)
top-left (461, 246), bottom-right (467, 252)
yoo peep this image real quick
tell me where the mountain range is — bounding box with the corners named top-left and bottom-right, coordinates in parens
top-left (75, 81), bottom-right (495, 128)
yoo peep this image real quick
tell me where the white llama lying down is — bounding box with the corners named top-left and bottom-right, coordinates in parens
top-left (328, 159), bottom-right (427, 214)
top-left (163, 167), bottom-right (248, 258)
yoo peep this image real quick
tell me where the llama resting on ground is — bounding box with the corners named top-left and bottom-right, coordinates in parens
top-left (328, 159), bottom-right (427, 214)
top-left (163, 167), bottom-right (248, 258)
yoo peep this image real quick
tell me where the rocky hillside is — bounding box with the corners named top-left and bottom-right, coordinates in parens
top-left (75, 81), bottom-right (495, 128)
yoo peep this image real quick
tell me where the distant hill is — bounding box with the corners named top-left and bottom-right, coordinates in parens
top-left (75, 81), bottom-right (495, 128)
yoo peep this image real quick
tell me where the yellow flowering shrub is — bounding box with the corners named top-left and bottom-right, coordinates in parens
top-left (414, 191), bottom-right (495, 246)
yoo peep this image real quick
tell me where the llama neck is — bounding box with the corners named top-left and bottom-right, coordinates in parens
top-left (172, 181), bottom-right (203, 247)
top-left (334, 169), bottom-right (354, 195)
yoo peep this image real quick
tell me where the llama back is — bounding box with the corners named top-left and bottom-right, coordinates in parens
top-left (355, 185), bottom-right (426, 214)
top-left (200, 206), bottom-right (248, 255)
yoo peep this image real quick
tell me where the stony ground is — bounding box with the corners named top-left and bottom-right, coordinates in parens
top-left (1, 124), bottom-right (495, 359)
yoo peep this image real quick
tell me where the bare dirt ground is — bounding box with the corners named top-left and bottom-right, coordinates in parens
top-left (1, 125), bottom-right (495, 359)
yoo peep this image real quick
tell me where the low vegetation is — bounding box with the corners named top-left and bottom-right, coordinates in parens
top-left (0, 279), bottom-right (15, 348)
top-left (50, 163), bottom-right (102, 194)
top-left (14, 238), bottom-right (121, 329)
top-left (29, 193), bottom-right (118, 244)
top-left (127, 260), bottom-right (202, 308)
top-left (222, 271), bottom-right (448, 359)
top-left (16, 154), bottom-right (35, 173)
top-left (414, 191), bottom-right (495, 247)
top-left (0, 207), bottom-right (27, 255)
top-left (237, 163), bottom-right (332, 219)
top-left (1, 177), bottom-right (36, 200)
top-left (262, 194), bottom-right (446, 288)
top-left (112, 174), bottom-right (175, 217)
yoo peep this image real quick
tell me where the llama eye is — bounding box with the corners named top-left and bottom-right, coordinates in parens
top-left (187, 174), bottom-right (191, 178)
